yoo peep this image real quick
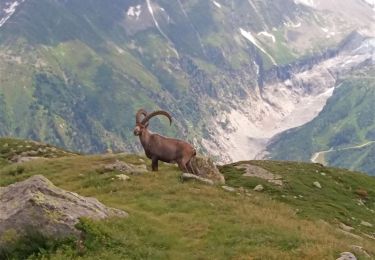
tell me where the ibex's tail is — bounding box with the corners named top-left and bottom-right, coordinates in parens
top-left (188, 148), bottom-right (199, 176)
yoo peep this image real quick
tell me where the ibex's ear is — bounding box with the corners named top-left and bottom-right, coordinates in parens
top-left (145, 122), bottom-right (149, 128)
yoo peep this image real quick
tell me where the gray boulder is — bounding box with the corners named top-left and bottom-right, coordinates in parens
top-left (188, 156), bottom-right (225, 184)
top-left (0, 175), bottom-right (127, 246)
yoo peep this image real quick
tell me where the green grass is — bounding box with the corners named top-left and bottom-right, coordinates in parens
top-left (0, 139), bottom-right (374, 259)
top-left (221, 160), bottom-right (375, 234)
top-left (0, 138), bottom-right (75, 164)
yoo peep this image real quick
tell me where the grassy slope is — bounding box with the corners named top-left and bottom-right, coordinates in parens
top-left (267, 68), bottom-right (375, 175)
top-left (0, 138), bottom-right (374, 259)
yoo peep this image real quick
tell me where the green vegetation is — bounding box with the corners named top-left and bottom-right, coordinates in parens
top-left (0, 0), bottom-right (359, 157)
top-left (0, 138), bottom-right (374, 259)
top-left (267, 69), bottom-right (375, 175)
top-left (221, 160), bottom-right (375, 233)
top-left (0, 138), bottom-right (74, 164)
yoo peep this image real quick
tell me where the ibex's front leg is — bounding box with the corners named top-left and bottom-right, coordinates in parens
top-left (151, 157), bottom-right (159, 171)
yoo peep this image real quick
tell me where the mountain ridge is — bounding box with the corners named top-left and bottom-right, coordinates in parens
top-left (0, 0), bottom-right (374, 170)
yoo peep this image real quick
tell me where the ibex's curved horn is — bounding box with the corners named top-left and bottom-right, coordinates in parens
top-left (136, 109), bottom-right (147, 124)
top-left (141, 110), bottom-right (172, 125)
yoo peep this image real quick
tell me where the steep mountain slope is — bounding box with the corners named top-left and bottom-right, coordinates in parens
top-left (0, 138), bottom-right (374, 259)
top-left (0, 0), bottom-right (373, 162)
top-left (265, 66), bottom-right (375, 175)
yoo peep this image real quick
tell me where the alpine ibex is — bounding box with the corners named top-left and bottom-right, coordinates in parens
top-left (133, 109), bottom-right (196, 173)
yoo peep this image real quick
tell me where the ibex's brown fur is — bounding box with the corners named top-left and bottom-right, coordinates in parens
top-left (133, 109), bottom-right (196, 173)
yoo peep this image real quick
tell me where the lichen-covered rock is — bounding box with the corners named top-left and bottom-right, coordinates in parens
top-left (235, 164), bottom-right (283, 186)
top-left (189, 156), bottom-right (225, 184)
top-left (336, 252), bottom-right (357, 260)
top-left (104, 160), bottom-right (148, 174)
top-left (0, 175), bottom-right (127, 246)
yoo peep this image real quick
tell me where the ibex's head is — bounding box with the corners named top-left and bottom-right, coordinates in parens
top-left (133, 109), bottom-right (172, 136)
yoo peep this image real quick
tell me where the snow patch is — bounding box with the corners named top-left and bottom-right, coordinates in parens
top-left (0, 0), bottom-right (25, 28)
top-left (4, 1), bottom-right (20, 14)
top-left (284, 21), bottom-right (301, 28)
top-left (145, 0), bottom-right (179, 57)
top-left (239, 28), bottom-right (277, 65)
top-left (212, 0), bottom-right (222, 8)
top-left (257, 31), bottom-right (276, 43)
top-left (363, 0), bottom-right (375, 6)
top-left (320, 27), bottom-right (336, 38)
top-left (363, 0), bottom-right (375, 12)
top-left (127, 5), bottom-right (142, 19)
top-left (294, 0), bottom-right (315, 7)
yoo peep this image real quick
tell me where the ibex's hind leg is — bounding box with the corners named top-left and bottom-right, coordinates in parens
top-left (151, 157), bottom-right (159, 171)
top-left (187, 158), bottom-right (199, 175)
top-left (177, 159), bottom-right (189, 173)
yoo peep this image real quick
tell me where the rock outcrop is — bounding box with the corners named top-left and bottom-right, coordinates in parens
top-left (235, 163), bottom-right (283, 186)
top-left (0, 175), bottom-right (127, 246)
top-left (188, 156), bottom-right (225, 185)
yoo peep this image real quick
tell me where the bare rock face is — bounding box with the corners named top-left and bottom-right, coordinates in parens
top-left (0, 175), bottom-right (127, 246)
top-left (189, 156), bottom-right (225, 184)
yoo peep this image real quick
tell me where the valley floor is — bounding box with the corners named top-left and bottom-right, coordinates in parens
top-left (311, 141), bottom-right (375, 165)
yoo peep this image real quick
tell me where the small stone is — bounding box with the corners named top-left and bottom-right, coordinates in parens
top-left (360, 221), bottom-right (373, 227)
top-left (221, 186), bottom-right (235, 192)
top-left (339, 223), bottom-right (354, 232)
top-left (313, 181), bottom-right (322, 189)
top-left (116, 174), bottom-right (130, 181)
top-left (336, 252), bottom-right (357, 260)
top-left (181, 173), bottom-right (214, 185)
top-left (320, 172), bottom-right (326, 176)
top-left (357, 199), bottom-right (366, 206)
top-left (253, 184), bottom-right (264, 192)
